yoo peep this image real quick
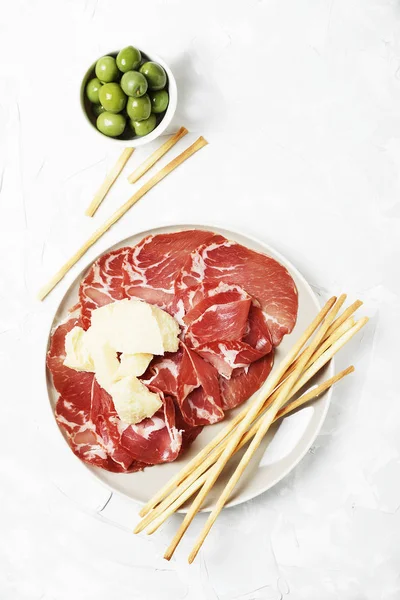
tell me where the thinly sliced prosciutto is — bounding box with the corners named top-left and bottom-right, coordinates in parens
top-left (79, 247), bottom-right (131, 329)
top-left (219, 352), bottom-right (275, 410)
top-left (120, 395), bottom-right (182, 464)
top-left (177, 343), bottom-right (224, 426)
top-left (185, 292), bottom-right (251, 347)
top-left (188, 303), bottom-right (273, 378)
top-left (123, 230), bottom-right (218, 310)
top-left (141, 344), bottom-right (224, 427)
top-left (48, 229), bottom-right (298, 473)
top-left (175, 235), bottom-right (298, 345)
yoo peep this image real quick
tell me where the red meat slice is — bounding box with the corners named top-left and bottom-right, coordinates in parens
top-left (123, 230), bottom-right (218, 310)
top-left (48, 319), bottom-right (137, 472)
top-left (242, 304), bottom-right (273, 352)
top-left (141, 344), bottom-right (224, 427)
top-left (219, 351), bottom-right (275, 410)
top-left (55, 395), bottom-right (127, 472)
top-left (141, 352), bottom-right (181, 398)
top-left (185, 292), bottom-right (251, 347)
top-left (140, 358), bottom-right (204, 450)
top-left (177, 343), bottom-right (224, 427)
top-left (192, 304), bottom-right (273, 378)
top-left (175, 407), bottom-right (204, 452)
top-left (175, 282), bottom-right (250, 326)
top-left (79, 247), bottom-right (131, 329)
top-left (176, 235), bottom-right (298, 346)
top-left (120, 395), bottom-right (182, 464)
top-left (90, 381), bottom-right (143, 471)
top-left (195, 341), bottom-right (263, 378)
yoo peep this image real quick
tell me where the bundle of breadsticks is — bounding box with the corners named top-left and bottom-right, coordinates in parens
top-left (134, 295), bottom-right (367, 563)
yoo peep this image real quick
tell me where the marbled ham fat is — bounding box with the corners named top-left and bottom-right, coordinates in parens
top-left (48, 230), bottom-right (298, 472)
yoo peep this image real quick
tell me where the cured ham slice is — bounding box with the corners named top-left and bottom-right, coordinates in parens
top-left (122, 230), bottom-right (217, 310)
top-left (176, 235), bottom-right (298, 345)
top-left (175, 409), bottom-right (203, 452)
top-left (219, 352), bottom-right (275, 410)
top-left (141, 344), bottom-right (224, 427)
top-left (177, 343), bottom-right (224, 426)
top-left (79, 247), bottom-right (131, 329)
top-left (141, 352), bottom-right (181, 398)
top-left (177, 283), bottom-right (250, 326)
top-left (189, 304), bottom-right (273, 378)
top-left (185, 291), bottom-right (251, 347)
top-left (54, 395), bottom-right (126, 472)
top-left (195, 340), bottom-right (263, 379)
top-left (120, 395), bottom-right (182, 464)
top-left (90, 381), bottom-right (143, 471)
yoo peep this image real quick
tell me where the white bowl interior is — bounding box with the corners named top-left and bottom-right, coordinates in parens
top-left (46, 224), bottom-right (333, 512)
top-left (80, 49), bottom-right (177, 147)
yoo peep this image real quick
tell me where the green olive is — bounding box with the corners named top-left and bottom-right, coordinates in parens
top-left (97, 112), bottom-right (126, 137)
top-left (139, 62), bottom-right (167, 91)
top-left (150, 89), bottom-right (169, 113)
top-left (98, 83), bottom-right (126, 113)
top-left (116, 46), bottom-right (141, 72)
top-left (92, 103), bottom-right (106, 117)
top-left (120, 71), bottom-right (148, 97)
top-left (86, 78), bottom-right (103, 104)
top-left (131, 113), bottom-right (157, 136)
top-left (95, 56), bottom-right (119, 83)
top-left (126, 95), bottom-right (151, 121)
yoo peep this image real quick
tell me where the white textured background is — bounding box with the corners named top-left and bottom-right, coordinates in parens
top-left (1, 0), bottom-right (400, 598)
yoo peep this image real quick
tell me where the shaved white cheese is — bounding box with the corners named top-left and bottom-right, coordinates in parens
top-left (86, 341), bottom-right (120, 392)
top-left (63, 299), bottom-right (180, 425)
top-left (64, 326), bottom-right (94, 371)
top-left (90, 299), bottom-right (165, 355)
top-left (111, 376), bottom-right (162, 424)
top-left (151, 305), bottom-right (180, 353)
top-left (117, 353), bottom-right (153, 378)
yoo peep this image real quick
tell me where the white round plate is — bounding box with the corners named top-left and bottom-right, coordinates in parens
top-left (46, 224), bottom-right (333, 512)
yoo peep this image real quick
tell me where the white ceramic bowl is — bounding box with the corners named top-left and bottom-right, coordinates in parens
top-left (80, 49), bottom-right (177, 147)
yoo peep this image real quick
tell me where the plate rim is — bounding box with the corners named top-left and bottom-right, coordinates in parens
top-left (44, 223), bottom-right (333, 512)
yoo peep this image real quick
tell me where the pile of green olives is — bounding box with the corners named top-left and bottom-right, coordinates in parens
top-left (85, 46), bottom-right (169, 139)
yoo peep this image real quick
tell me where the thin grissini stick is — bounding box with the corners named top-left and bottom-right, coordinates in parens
top-left (281, 294), bottom-right (347, 377)
top-left (284, 316), bottom-right (355, 382)
top-left (290, 317), bottom-right (367, 397)
top-left (139, 296), bottom-right (337, 519)
top-left (323, 299), bottom-right (363, 341)
top-left (127, 127), bottom-right (188, 184)
top-left (274, 365), bottom-right (355, 421)
top-left (186, 296), bottom-right (350, 563)
top-left (164, 296), bottom-right (341, 560)
top-left (85, 148), bottom-right (134, 217)
top-left (38, 137), bottom-right (208, 301)
top-left (143, 365), bottom-right (355, 535)
top-left (283, 299), bottom-right (360, 383)
top-left (256, 317), bottom-right (367, 430)
top-left (138, 307), bottom-right (357, 526)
